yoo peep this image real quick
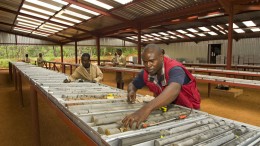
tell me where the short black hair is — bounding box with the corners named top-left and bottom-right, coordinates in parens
top-left (81, 53), bottom-right (90, 59)
top-left (116, 48), bottom-right (122, 52)
top-left (25, 54), bottom-right (28, 57)
top-left (143, 44), bottom-right (162, 55)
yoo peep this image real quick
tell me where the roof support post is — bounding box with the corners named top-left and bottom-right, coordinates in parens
top-left (96, 36), bottom-right (100, 65)
top-left (15, 34), bottom-right (17, 45)
top-left (61, 45), bottom-right (64, 63)
top-left (137, 28), bottom-right (142, 64)
top-left (226, 5), bottom-right (234, 70)
top-left (75, 41), bottom-right (78, 64)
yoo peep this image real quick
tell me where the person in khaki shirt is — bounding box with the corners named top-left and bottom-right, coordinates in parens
top-left (112, 48), bottom-right (126, 89)
top-left (37, 53), bottom-right (45, 67)
top-left (24, 54), bottom-right (30, 63)
top-left (63, 53), bottom-right (103, 83)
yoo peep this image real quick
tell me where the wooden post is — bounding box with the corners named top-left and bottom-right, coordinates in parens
top-left (207, 72), bottom-right (211, 97)
top-left (61, 45), bottom-right (64, 63)
top-left (30, 85), bottom-right (41, 146)
top-left (75, 41), bottom-right (78, 64)
top-left (226, 5), bottom-right (233, 70)
top-left (137, 28), bottom-right (142, 64)
top-left (18, 72), bottom-right (24, 107)
top-left (62, 64), bottom-right (65, 73)
top-left (96, 36), bottom-right (101, 65)
top-left (9, 62), bottom-right (13, 81)
top-left (70, 65), bottom-right (73, 75)
top-left (14, 67), bottom-right (17, 91)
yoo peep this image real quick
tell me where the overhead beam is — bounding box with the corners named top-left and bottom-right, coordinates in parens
top-left (10, 0), bottom-right (25, 31)
top-left (218, 0), bottom-right (231, 14)
top-left (0, 29), bottom-right (60, 44)
top-left (0, 21), bottom-right (72, 41)
top-left (234, 5), bottom-right (260, 13)
top-left (33, 4), bottom-right (72, 41)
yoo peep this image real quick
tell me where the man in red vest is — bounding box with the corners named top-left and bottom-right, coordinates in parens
top-left (122, 44), bottom-right (200, 128)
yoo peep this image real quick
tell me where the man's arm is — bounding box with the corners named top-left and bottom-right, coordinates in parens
top-left (127, 70), bottom-right (146, 103)
top-left (122, 67), bottom-right (187, 128)
top-left (64, 67), bottom-right (80, 83)
top-left (93, 66), bottom-right (103, 82)
top-left (122, 82), bottom-right (181, 128)
top-left (118, 56), bottom-right (126, 66)
top-left (141, 82), bottom-right (181, 112)
top-left (127, 82), bottom-right (138, 103)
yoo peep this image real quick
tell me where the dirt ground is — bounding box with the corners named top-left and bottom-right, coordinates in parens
top-left (0, 69), bottom-right (259, 146)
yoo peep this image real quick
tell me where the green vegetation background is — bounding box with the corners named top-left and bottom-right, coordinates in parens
top-left (0, 45), bottom-right (138, 68)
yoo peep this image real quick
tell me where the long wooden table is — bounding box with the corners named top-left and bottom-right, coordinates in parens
top-left (8, 62), bottom-right (260, 146)
top-left (98, 66), bottom-right (260, 97)
top-left (9, 62), bottom-right (101, 146)
top-left (40, 61), bottom-right (260, 97)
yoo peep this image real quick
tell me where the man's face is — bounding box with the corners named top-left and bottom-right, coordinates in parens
top-left (142, 49), bottom-right (163, 76)
top-left (81, 56), bottom-right (90, 68)
top-left (117, 50), bottom-right (122, 56)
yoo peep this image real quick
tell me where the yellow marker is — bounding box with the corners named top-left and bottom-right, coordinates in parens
top-left (106, 93), bottom-right (114, 99)
top-left (160, 135), bottom-right (164, 138)
top-left (159, 106), bottom-right (168, 112)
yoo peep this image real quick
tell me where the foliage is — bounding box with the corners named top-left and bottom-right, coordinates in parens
top-left (0, 45), bottom-right (138, 68)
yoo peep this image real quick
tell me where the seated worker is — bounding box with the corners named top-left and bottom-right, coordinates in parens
top-left (111, 48), bottom-right (126, 89)
top-left (122, 44), bottom-right (200, 128)
top-left (24, 54), bottom-right (30, 63)
top-left (63, 53), bottom-right (103, 83)
top-left (37, 53), bottom-right (45, 67)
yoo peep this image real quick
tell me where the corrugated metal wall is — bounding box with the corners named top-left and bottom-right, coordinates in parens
top-left (67, 37), bottom-right (136, 46)
top-left (0, 32), bottom-right (56, 45)
top-left (0, 32), bottom-right (16, 43)
top-left (17, 36), bottom-right (55, 44)
top-left (159, 38), bottom-right (260, 63)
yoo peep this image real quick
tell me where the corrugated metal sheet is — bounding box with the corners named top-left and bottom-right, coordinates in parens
top-left (112, 0), bottom-right (213, 20)
top-left (100, 37), bottom-right (136, 46)
top-left (17, 35), bottom-right (56, 44)
top-left (0, 10), bottom-right (16, 24)
top-left (0, 32), bottom-right (16, 43)
top-left (67, 38), bottom-right (136, 46)
top-left (0, 25), bottom-right (12, 32)
top-left (0, 0), bottom-right (22, 11)
top-left (158, 38), bottom-right (260, 63)
top-left (80, 16), bottom-right (122, 30)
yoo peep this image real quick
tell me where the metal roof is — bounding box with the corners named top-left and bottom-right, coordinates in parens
top-left (0, 0), bottom-right (259, 45)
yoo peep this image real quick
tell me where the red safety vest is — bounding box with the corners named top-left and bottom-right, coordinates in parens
top-left (143, 57), bottom-right (200, 109)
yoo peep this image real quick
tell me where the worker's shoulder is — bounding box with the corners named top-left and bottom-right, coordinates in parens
top-left (120, 55), bottom-right (126, 60)
top-left (90, 63), bottom-right (99, 68)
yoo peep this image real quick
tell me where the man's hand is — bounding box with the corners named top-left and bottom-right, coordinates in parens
top-left (63, 78), bottom-right (70, 83)
top-left (122, 107), bottom-right (151, 129)
top-left (127, 90), bottom-right (136, 103)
